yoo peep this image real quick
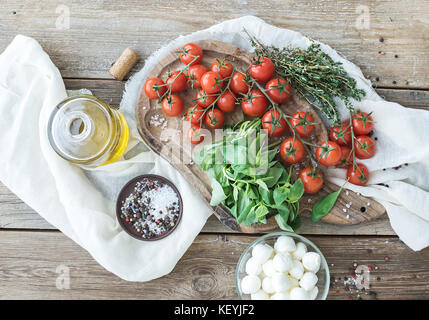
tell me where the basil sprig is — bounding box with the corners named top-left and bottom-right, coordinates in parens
top-left (195, 119), bottom-right (305, 231)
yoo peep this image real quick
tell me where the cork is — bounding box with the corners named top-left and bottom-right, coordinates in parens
top-left (109, 48), bottom-right (140, 81)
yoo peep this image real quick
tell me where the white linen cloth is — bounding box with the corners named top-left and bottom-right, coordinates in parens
top-left (0, 35), bottom-right (211, 282)
top-left (0, 17), bottom-right (428, 285)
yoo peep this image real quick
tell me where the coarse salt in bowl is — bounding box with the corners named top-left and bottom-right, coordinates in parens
top-left (235, 232), bottom-right (330, 300)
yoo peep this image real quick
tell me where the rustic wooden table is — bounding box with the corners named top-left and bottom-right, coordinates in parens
top-left (1, 0), bottom-right (429, 300)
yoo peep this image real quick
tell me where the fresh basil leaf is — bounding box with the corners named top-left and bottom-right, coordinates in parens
top-left (247, 185), bottom-right (258, 200)
top-left (276, 204), bottom-right (290, 221)
top-left (274, 214), bottom-right (294, 232)
top-left (290, 215), bottom-right (302, 231)
top-left (210, 178), bottom-right (227, 206)
top-left (273, 187), bottom-right (288, 206)
top-left (241, 206), bottom-right (257, 226)
top-left (255, 204), bottom-right (269, 220)
top-left (311, 187), bottom-right (343, 223)
top-left (288, 179), bottom-right (304, 203)
top-left (255, 179), bottom-right (268, 191)
top-left (265, 166), bottom-right (285, 188)
top-left (259, 186), bottom-right (273, 205)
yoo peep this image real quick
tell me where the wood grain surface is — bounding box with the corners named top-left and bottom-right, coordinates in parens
top-left (0, 230), bottom-right (428, 300)
top-left (1, 0), bottom-right (428, 88)
top-left (1, 0), bottom-right (429, 300)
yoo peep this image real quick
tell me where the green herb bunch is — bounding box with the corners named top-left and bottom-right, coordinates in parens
top-left (195, 118), bottom-right (305, 231)
top-left (247, 32), bottom-right (366, 126)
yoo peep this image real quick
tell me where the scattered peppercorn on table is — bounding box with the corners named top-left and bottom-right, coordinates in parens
top-left (1, 0), bottom-right (429, 299)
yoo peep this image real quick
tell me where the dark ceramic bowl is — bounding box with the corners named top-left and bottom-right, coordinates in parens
top-left (116, 174), bottom-right (183, 241)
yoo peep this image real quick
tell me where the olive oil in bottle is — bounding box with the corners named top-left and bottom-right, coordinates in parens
top-left (48, 94), bottom-right (129, 168)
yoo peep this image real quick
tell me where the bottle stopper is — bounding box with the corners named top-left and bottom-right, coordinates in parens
top-left (109, 48), bottom-right (140, 81)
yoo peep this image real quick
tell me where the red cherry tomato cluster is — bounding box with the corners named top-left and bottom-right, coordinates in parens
top-left (327, 112), bottom-right (375, 186)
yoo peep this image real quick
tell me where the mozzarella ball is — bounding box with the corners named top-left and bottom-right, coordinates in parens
top-left (299, 272), bottom-right (318, 291)
top-left (274, 236), bottom-right (296, 253)
top-left (262, 259), bottom-right (276, 277)
top-left (245, 257), bottom-right (262, 276)
top-left (273, 252), bottom-right (293, 272)
top-left (289, 277), bottom-right (299, 290)
top-left (272, 273), bottom-right (290, 293)
top-left (308, 286), bottom-right (319, 300)
top-left (252, 243), bottom-right (273, 264)
top-left (251, 289), bottom-right (269, 300)
top-left (290, 287), bottom-right (310, 300)
top-left (271, 292), bottom-right (290, 300)
top-left (293, 242), bottom-right (308, 260)
top-left (302, 252), bottom-right (321, 273)
top-left (241, 275), bottom-right (261, 294)
top-left (262, 277), bottom-right (275, 294)
top-left (289, 260), bottom-right (304, 280)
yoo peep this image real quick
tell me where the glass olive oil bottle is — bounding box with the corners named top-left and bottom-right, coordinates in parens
top-left (48, 94), bottom-right (129, 168)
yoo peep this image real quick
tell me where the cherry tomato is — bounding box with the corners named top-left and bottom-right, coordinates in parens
top-left (298, 168), bottom-right (324, 194)
top-left (265, 78), bottom-right (291, 104)
top-left (185, 105), bottom-right (205, 125)
top-left (230, 72), bottom-right (249, 95)
top-left (249, 56), bottom-right (275, 82)
top-left (280, 137), bottom-right (306, 164)
top-left (217, 90), bottom-right (236, 113)
top-left (211, 58), bottom-right (233, 79)
top-left (205, 108), bottom-right (224, 129)
top-left (201, 71), bottom-right (223, 94)
top-left (179, 43), bottom-right (203, 66)
top-left (347, 163), bottom-right (370, 186)
top-left (186, 64), bottom-right (208, 89)
top-left (195, 89), bottom-right (217, 108)
top-left (352, 112), bottom-right (374, 135)
top-left (166, 71), bottom-right (187, 93)
top-left (262, 110), bottom-right (287, 136)
top-left (161, 95), bottom-right (184, 117)
top-left (354, 135), bottom-right (376, 159)
top-left (241, 90), bottom-right (268, 117)
top-left (329, 123), bottom-right (352, 146)
top-left (315, 141), bottom-right (342, 166)
top-left (144, 77), bottom-right (166, 100)
top-left (338, 145), bottom-right (353, 168)
top-left (289, 112), bottom-right (315, 137)
top-left (187, 125), bottom-right (204, 145)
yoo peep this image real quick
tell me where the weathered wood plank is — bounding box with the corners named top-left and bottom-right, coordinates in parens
top-left (1, 1), bottom-right (428, 88)
top-left (0, 230), bottom-right (428, 299)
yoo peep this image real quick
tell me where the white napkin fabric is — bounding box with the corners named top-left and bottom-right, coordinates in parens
top-left (123, 16), bottom-right (429, 251)
top-left (0, 35), bottom-right (212, 282)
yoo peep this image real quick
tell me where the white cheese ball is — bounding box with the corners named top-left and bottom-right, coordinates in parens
top-left (289, 260), bottom-right (304, 280)
top-left (299, 272), bottom-right (318, 291)
top-left (251, 289), bottom-right (269, 300)
top-left (293, 242), bottom-right (308, 260)
top-left (290, 287), bottom-right (310, 300)
top-left (273, 252), bottom-right (293, 272)
top-left (274, 236), bottom-right (296, 253)
top-left (271, 292), bottom-right (290, 300)
top-left (308, 286), bottom-right (319, 300)
top-left (262, 277), bottom-right (275, 294)
top-left (262, 259), bottom-right (276, 277)
top-left (302, 252), bottom-right (321, 273)
top-left (241, 275), bottom-right (261, 294)
top-left (272, 273), bottom-right (290, 293)
top-left (289, 277), bottom-right (299, 290)
top-left (245, 257), bottom-right (262, 276)
top-left (252, 243), bottom-right (274, 264)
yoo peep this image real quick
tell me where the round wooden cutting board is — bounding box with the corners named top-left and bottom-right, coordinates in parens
top-left (135, 40), bottom-right (385, 232)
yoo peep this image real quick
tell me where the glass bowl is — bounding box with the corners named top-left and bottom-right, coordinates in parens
top-left (235, 232), bottom-right (330, 300)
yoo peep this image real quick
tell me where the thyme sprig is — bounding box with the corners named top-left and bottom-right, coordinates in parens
top-left (245, 31), bottom-right (366, 126)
